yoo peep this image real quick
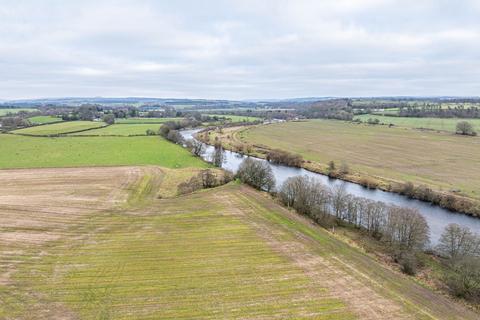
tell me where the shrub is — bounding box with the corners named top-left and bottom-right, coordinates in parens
top-left (266, 149), bottom-right (303, 167)
top-left (177, 175), bottom-right (203, 195)
top-left (339, 161), bottom-right (349, 176)
top-left (398, 252), bottom-right (418, 275)
top-left (445, 257), bottom-right (480, 302)
top-left (398, 181), bottom-right (415, 198)
top-left (358, 176), bottom-right (378, 189)
top-left (328, 160), bottom-right (336, 172)
top-left (177, 169), bottom-right (234, 195)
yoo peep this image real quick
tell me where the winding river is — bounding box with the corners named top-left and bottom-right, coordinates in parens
top-left (181, 129), bottom-right (480, 244)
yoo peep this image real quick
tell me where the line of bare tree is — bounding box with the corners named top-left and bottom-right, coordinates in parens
top-left (278, 175), bottom-right (430, 274)
top-left (398, 105), bottom-right (480, 118)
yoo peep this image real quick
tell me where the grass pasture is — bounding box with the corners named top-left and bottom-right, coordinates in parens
top-left (0, 108), bottom-right (36, 116)
top-left (115, 117), bottom-right (182, 124)
top-left (355, 114), bottom-right (480, 133)
top-left (238, 120), bottom-right (480, 199)
top-left (12, 121), bottom-right (105, 135)
top-left (28, 115), bottom-right (63, 124)
top-left (207, 114), bottom-right (261, 122)
top-left (1, 167), bottom-right (476, 319)
top-left (70, 124), bottom-right (161, 136)
top-left (0, 134), bottom-right (207, 169)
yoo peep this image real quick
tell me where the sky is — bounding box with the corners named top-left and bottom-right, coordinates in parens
top-left (1, 0), bottom-right (479, 100)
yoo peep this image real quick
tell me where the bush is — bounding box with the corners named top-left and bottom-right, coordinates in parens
top-left (266, 149), bottom-right (303, 167)
top-left (166, 130), bottom-right (184, 144)
top-left (177, 170), bottom-right (234, 195)
top-left (145, 129), bottom-right (157, 136)
top-left (445, 257), bottom-right (480, 302)
top-left (339, 161), bottom-right (349, 176)
top-left (177, 175), bottom-right (203, 195)
top-left (398, 252), bottom-right (418, 275)
top-left (399, 181), bottom-right (415, 198)
top-left (328, 160), bottom-right (336, 172)
top-left (358, 176), bottom-right (378, 189)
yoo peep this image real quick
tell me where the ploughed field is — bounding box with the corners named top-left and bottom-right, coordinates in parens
top-left (0, 166), bottom-right (477, 319)
top-left (238, 120), bottom-right (480, 200)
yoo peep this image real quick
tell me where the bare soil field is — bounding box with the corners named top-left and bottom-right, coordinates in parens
top-left (0, 167), bottom-right (477, 319)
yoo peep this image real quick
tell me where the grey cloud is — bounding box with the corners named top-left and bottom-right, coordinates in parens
top-left (0, 0), bottom-right (479, 99)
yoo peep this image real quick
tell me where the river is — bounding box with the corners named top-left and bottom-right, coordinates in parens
top-left (180, 129), bottom-right (480, 244)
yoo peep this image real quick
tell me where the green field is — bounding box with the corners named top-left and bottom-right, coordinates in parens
top-left (115, 117), bottom-right (182, 124)
top-left (28, 115), bottom-right (63, 124)
top-left (1, 168), bottom-right (475, 319)
top-left (237, 120), bottom-right (480, 199)
top-left (355, 114), bottom-right (480, 132)
top-left (0, 108), bottom-right (36, 116)
top-left (70, 124), bottom-right (161, 136)
top-left (0, 134), bottom-right (206, 169)
top-left (207, 114), bottom-right (261, 122)
top-left (13, 121), bottom-right (105, 135)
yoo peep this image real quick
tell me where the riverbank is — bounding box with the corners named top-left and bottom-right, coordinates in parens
top-left (178, 128), bottom-right (480, 310)
top-left (196, 123), bottom-right (480, 218)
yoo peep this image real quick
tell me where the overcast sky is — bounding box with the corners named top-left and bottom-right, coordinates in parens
top-left (1, 0), bottom-right (479, 100)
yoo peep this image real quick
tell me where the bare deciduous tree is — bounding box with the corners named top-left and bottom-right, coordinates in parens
top-left (211, 141), bottom-right (225, 167)
top-left (383, 206), bottom-right (430, 251)
top-left (437, 224), bottom-right (480, 262)
top-left (186, 139), bottom-right (205, 157)
top-left (330, 183), bottom-right (348, 219)
top-left (236, 158), bottom-right (275, 192)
